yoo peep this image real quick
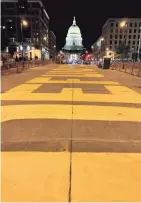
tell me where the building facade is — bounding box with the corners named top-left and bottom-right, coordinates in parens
top-left (1, 0), bottom-right (50, 59)
top-left (49, 31), bottom-right (56, 60)
top-left (92, 18), bottom-right (141, 60)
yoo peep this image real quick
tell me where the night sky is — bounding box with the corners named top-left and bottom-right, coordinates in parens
top-left (43, 0), bottom-right (141, 50)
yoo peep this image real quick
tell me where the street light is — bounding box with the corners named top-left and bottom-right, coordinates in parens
top-left (27, 45), bottom-right (30, 51)
top-left (100, 37), bottom-right (104, 58)
top-left (137, 27), bottom-right (141, 62)
top-left (100, 37), bottom-right (104, 41)
top-left (120, 20), bottom-right (127, 28)
top-left (21, 19), bottom-right (28, 58)
top-left (119, 19), bottom-right (128, 45)
top-left (43, 36), bottom-right (47, 41)
top-left (22, 19), bottom-right (28, 27)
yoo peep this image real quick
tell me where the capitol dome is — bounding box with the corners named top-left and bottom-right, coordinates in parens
top-left (68, 18), bottom-right (81, 35)
top-left (63, 16), bottom-right (84, 51)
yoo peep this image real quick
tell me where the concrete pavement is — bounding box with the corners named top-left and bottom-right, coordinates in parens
top-left (1, 64), bottom-right (141, 202)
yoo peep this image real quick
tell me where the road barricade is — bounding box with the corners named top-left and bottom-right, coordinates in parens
top-left (110, 62), bottom-right (141, 77)
top-left (1, 61), bottom-right (33, 75)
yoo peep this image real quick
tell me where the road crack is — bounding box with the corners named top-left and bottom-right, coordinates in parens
top-left (68, 77), bottom-right (74, 202)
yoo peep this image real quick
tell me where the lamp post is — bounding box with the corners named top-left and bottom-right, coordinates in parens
top-left (119, 19), bottom-right (128, 45)
top-left (53, 45), bottom-right (56, 62)
top-left (20, 19), bottom-right (28, 59)
top-left (100, 37), bottom-right (104, 59)
top-left (137, 27), bottom-right (141, 62)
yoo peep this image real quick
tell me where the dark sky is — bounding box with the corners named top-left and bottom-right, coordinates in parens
top-left (43, 0), bottom-right (141, 50)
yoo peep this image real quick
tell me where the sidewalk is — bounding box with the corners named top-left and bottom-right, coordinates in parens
top-left (1, 64), bottom-right (56, 93)
top-left (96, 66), bottom-right (141, 94)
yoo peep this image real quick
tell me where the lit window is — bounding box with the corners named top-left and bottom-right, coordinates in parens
top-left (36, 33), bottom-right (39, 35)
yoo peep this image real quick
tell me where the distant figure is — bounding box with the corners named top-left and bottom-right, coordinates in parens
top-left (35, 55), bottom-right (38, 60)
top-left (15, 55), bottom-right (19, 62)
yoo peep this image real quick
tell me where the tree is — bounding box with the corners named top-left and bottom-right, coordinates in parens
top-left (115, 41), bottom-right (130, 59)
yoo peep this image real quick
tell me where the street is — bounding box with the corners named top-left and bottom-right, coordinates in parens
top-left (1, 64), bottom-right (141, 202)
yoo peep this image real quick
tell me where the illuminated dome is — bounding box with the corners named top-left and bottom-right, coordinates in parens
top-left (63, 16), bottom-right (84, 51)
top-left (68, 17), bottom-right (81, 35)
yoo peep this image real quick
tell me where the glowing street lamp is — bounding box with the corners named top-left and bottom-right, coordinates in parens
top-left (120, 19), bottom-right (128, 45)
top-left (20, 45), bottom-right (23, 51)
top-left (100, 37), bottom-right (104, 41)
top-left (120, 20), bottom-right (127, 28)
top-left (20, 19), bottom-right (28, 59)
top-left (21, 19), bottom-right (28, 27)
top-left (43, 36), bottom-right (47, 41)
top-left (27, 45), bottom-right (30, 51)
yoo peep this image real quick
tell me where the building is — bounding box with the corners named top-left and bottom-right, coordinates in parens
top-left (62, 16), bottom-right (85, 62)
top-left (92, 18), bottom-right (141, 60)
top-left (49, 31), bottom-right (56, 60)
top-left (1, 0), bottom-right (50, 59)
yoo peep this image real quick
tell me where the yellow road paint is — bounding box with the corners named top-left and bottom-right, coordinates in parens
top-left (2, 65), bottom-right (141, 202)
top-left (48, 71), bottom-right (98, 73)
top-left (74, 93), bottom-right (141, 103)
top-left (26, 77), bottom-right (119, 85)
top-left (26, 77), bottom-right (52, 84)
top-left (67, 79), bottom-right (81, 82)
top-left (1, 152), bottom-right (70, 202)
top-left (61, 88), bottom-right (83, 95)
top-left (73, 105), bottom-right (141, 121)
top-left (71, 153), bottom-right (141, 202)
top-left (2, 152), bottom-right (141, 202)
top-left (41, 74), bottom-right (104, 77)
top-left (2, 104), bottom-right (141, 122)
top-left (6, 84), bottom-right (42, 93)
top-left (2, 86), bottom-right (141, 103)
top-left (106, 85), bottom-right (140, 95)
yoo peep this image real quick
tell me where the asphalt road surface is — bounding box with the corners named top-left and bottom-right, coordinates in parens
top-left (1, 64), bottom-right (141, 202)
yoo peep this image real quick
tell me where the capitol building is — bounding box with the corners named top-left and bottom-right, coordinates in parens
top-left (62, 16), bottom-right (85, 62)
